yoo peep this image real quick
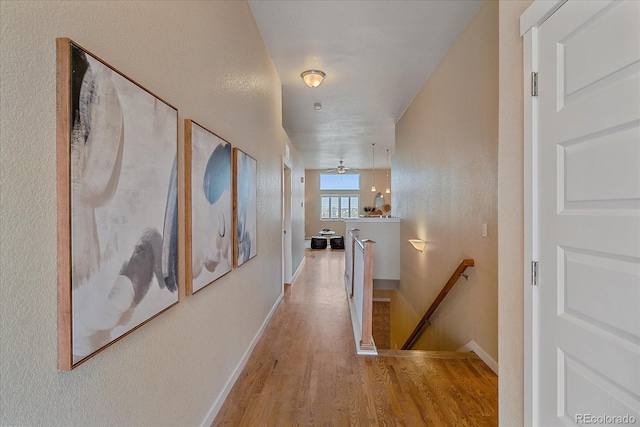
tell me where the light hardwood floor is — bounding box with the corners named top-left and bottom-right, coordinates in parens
top-left (212, 248), bottom-right (497, 426)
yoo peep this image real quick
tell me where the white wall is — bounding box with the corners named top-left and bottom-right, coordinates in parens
top-left (392, 0), bottom-right (498, 358)
top-left (0, 1), bottom-right (296, 425)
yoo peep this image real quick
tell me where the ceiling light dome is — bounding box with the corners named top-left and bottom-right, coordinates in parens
top-left (301, 70), bottom-right (326, 88)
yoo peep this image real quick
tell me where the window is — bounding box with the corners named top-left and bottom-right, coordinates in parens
top-left (320, 174), bottom-right (359, 190)
top-left (319, 173), bottom-right (360, 220)
top-left (321, 195), bottom-right (359, 219)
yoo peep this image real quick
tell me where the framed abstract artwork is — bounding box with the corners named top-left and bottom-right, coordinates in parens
top-left (56, 38), bottom-right (179, 370)
top-left (185, 120), bottom-right (232, 295)
top-left (233, 148), bottom-right (257, 267)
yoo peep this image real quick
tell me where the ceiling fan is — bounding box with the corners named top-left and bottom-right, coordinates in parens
top-left (325, 160), bottom-right (358, 174)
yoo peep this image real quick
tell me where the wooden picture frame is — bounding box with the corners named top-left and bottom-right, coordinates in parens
top-left (56, 38), bottom-right (179, 370)
top-left (185, 120), bottom-right (232, 295)
top-left (233, 148), bottom-right (257, 267)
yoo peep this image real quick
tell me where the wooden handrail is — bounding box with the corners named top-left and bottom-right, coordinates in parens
top-left (401, 259), bottom-right (475, 350)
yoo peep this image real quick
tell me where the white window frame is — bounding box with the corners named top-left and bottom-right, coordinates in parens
top-left (320, 195), bottom-right (359, 220)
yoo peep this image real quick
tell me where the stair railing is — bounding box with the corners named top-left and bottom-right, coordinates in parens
top-left (347, 229), bottom-right (375, 351)
top-left (401, 259), bottom-right (475, 350)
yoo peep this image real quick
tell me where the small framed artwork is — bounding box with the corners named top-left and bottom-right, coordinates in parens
top-left (233, 148), bottom-right (257, 267)
top-left (185, 120), bottom-right (232, 295)
top-left (56, 38), bottom-right (179, 370)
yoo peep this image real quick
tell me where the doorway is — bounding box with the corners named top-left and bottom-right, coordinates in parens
top-left (282, 159), bottom-right (293, 286)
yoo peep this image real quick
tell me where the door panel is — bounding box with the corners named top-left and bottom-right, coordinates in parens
top-left (563, 128), bottom-right (640, 204)
top-left (562, 1), bottom-right (639, 97)
top-left (535, 1), bottom-right (640, 425)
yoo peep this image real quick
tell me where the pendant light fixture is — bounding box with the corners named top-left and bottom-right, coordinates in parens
top-left (370, 143), bottom-right (376, 192)
top-left (385, 149), bottom-right (391, 194)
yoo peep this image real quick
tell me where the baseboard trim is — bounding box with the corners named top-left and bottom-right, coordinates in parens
top-left (458, 340), bottom-right (498, 375)
top-left (291, 256), bottom-right (306, 283)
top-left (200, 292), bottom-right (284, 427)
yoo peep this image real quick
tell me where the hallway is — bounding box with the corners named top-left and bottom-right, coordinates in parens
top-left (212, 249), bottom-right (498, 426)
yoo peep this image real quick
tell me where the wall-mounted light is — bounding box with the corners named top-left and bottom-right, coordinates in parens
top-left (409, 239), bottom-right (427, 252)
top-left (370, 143), bottom-right (376, 192)
top-left (301, 70), bottom-right (325, 88)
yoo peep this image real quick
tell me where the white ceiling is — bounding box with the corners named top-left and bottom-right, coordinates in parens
top-left (248, 0), bottom-right (482, 170)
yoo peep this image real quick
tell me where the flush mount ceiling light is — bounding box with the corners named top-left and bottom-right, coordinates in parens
top-left (301, 70), bottom-right (326, 88)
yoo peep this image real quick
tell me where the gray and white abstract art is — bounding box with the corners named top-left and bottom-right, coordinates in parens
top-left (234, 148), bottom-right (257, 267)
top-left (188, 121), bottom-right (232, 293)
top-left (69, 44), bottom-right (178, 364)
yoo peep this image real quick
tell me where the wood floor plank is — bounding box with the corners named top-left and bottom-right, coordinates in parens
top-left (212, 249), bottom-right (497, 426)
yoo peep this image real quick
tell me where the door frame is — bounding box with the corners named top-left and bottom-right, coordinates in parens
top-left (282, 156), bottom-right (293, 288)
top-left (521, 1), bottom-right (566, 425)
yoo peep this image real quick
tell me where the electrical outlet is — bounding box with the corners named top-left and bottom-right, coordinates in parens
top-left (482, 223), bottom-right (488, 238)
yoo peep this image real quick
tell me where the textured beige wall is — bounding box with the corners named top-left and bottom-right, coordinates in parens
top-left (391, 0), bottom-right (498, 358)
top-left (0, 1), bottom-right (294, 425)
top-left (305, 169), bottom-right (391, 238)
top-left (498, 0), bottom-right (532, 424)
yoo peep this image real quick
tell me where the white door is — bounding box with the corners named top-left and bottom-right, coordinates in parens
top-left (534, 0), bottom-right (640, 425)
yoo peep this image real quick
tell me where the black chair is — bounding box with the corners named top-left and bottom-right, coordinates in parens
top-left (330, 236), bottom-right (345, 249)
top-left (311, 236), bottom-right (328, 249)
